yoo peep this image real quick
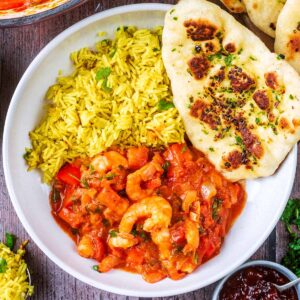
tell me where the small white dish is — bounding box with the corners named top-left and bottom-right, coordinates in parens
top-left (2, 3), bottom-right (297, 297)
top-left (212, 260), bottom-right (300, 299)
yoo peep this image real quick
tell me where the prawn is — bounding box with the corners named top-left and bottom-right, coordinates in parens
top-left (119, 196), bottom-right (172, 233)
top-left (183, 218), bottom-right (199, 254)
top-left (126, 159), bottom-right (164, 201)
top-left (108, 232), bottom-right (138, 249)
top-left (91, 151), bottom-right (128, 175)
top-left (109, 196), bottom-right (172, 249)
top-left (182, 190), bottom-right (201, 222)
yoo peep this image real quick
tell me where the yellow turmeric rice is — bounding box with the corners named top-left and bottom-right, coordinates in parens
top-left (0, 243), bottom-right (33, 300)
top-left (25, 26), bottom-right (185, 183)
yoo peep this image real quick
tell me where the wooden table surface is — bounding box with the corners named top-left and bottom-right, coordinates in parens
top-left (0, 1), bottom-right (299, 299)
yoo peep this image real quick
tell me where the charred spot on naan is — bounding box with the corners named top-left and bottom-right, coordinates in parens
top-left (224, 150), bottom-right (244, 170)
top-left (264, 72), bottom-right (279, 90)
top-left (237, 117), bottom-right (263, 159)
top-left (252, 90), bottom-right (270, 110)
top-left (190, 100), bottom-right (221, 130)
top-left (224, 43), bottom-right (236, 53)
top-left (228, 66), bottom-right (256, 93)
top-left (184, 19), bottom-right (218, 41)
top-left (188, 56), bottom-right (210, 80)
top-left (287, 32), bottom-right (300, 59)
top-left (220, 0), bottom-right (246, 13)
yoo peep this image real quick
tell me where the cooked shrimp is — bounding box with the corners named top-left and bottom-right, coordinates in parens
top-left (108, 232), bottom-right (138, 249)
top-left (126, 160), bottom-right (164, 201)
top-left (151, 228), bottom-right (172, 259)
top-left (182, 190), bottom-right (198, 213)
top-left (182, 190), bottom-right (201, 222)
top-left (91, 151), bottom-right (128, 174)
top-left (119, 196), bottom-right (172, 233)
top-left (98, 254), bottom-right (123, 273)
top-left (183, 219), bottom-right (199, 254)
top-left (77, 233), bottom-right (106, 261)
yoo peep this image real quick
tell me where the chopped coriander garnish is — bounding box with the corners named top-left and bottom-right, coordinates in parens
top-left (96, 67), bottom-right (112, 92)
top-left (105, 173), bottom-right (116, 180)
top-left (81, 177), bottom-right (89, 188)
top-left (170, 8), bottom-right (175, 14)
top-left (139, 231), bottom-right (148, 241)
top-left (96, 67), bottom-right (111, 81)
top-left (0, 258), bottom-right (7, 273)
top-left (92, 265), bottom-right (99, 271)
top-left (51, 188), bottom-right (60, 203)
top-left (209, 147), bottom-right (215, 152)
top-left (162, 161), bottom-right (170, 175)
top-left (101, 78), bottom-right (112, 92)
top-left (238, 48), bottom-right (243, 54)
top-left (172, 48), bottom-right (176, 52)
top-left (181, 145), bottom-right (188, 153)
top-left (131, 228), bottom-right (138, 237)
top-left (235, 136), bottom-right (244, 146)
top-left (5, 233), bottom-right (16, 251)
top-left (109, 230), bottom-right (118, 237)
top-left (224, 54), bottom-right (234, 66)
top-left (102, 219), bottom-right (110, 227)
top-left (212, 198), bottom-right (223, 220)
top-left (255, 117), bottom-right (261, 125)
top-left (289, 94), bottom-right (295, 100)
top-left (173, 17), bottom-right (178, 21)
top-left (152, 47), bottom-right (159, 52)
top-left (208, 52), bottom-right (222, 61)
top-left (249, 55), bottom-right (257, 61)
top-left (157, 99), bottom-right (175, 111)
top-left (277, 54), bottom-right (285, 60)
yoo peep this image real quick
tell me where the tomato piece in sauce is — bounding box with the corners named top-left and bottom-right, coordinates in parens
top-left (127, 147), bottom-right (149, 170)
top-left (57, 163), bottom-right (81, 186)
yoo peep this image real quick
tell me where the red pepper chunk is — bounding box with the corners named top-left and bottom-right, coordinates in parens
top-left (57, 163), bottom-right (81, 186)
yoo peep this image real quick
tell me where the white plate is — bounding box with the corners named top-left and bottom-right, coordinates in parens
top-left (2, 3), bottom-right (297, 297)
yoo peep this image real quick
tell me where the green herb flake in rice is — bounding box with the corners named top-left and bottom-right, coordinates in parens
top-left (25, 26), bottom-right (185, 183)
top-left (0, 243), bottom-right (34, 299)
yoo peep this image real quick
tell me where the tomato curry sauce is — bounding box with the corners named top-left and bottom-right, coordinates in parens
top-left (50, 143), bottom-right (245, 283)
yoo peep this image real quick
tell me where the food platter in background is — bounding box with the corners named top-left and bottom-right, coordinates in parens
top-left (0, 0), bottom-right (86, 27)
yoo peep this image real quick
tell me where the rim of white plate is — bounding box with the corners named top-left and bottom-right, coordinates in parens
top-left (2, 3), bottom-right (298, 297)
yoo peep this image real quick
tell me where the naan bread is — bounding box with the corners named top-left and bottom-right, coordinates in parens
top-left (275, 0), bottom-right (300, 74)
top-left (162, 0), bottom-right (300, 181)
top-left (220, 0), bottom-right (245, 13)
top-left (243, 0), bottom-right (286, 37)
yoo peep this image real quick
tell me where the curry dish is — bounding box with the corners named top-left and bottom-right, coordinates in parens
top-left (50, 143), bottom-right (245, 282)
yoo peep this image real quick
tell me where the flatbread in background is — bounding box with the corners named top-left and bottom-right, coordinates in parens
top-left (220, 0), bottom-right (245, 13)
top-left (162, 0), bottom-right (300, 181)
top-left (242, 0), bottom-right (286, 37)
top-left (275, 0), bottom-right (300, 74)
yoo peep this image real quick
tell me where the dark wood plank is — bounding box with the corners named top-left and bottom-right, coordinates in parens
top-left (0, 0), bottom-right (294, 299)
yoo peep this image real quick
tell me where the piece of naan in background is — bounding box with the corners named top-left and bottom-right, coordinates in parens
top-left (220, 0), bottom-right (245, 13)
top-left (162, 0), bottom-right (300, 181)
top-left (242, 0), bottom-right (286, 37)
top-left (275, 0), bottom-right (300, 74)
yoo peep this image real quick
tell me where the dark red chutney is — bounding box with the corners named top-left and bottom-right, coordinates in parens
top-left (219, 266), bottom-right (298, 300)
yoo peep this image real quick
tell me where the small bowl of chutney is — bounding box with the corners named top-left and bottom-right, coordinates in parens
top-left (212, 260), bottom-right (300, 300)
